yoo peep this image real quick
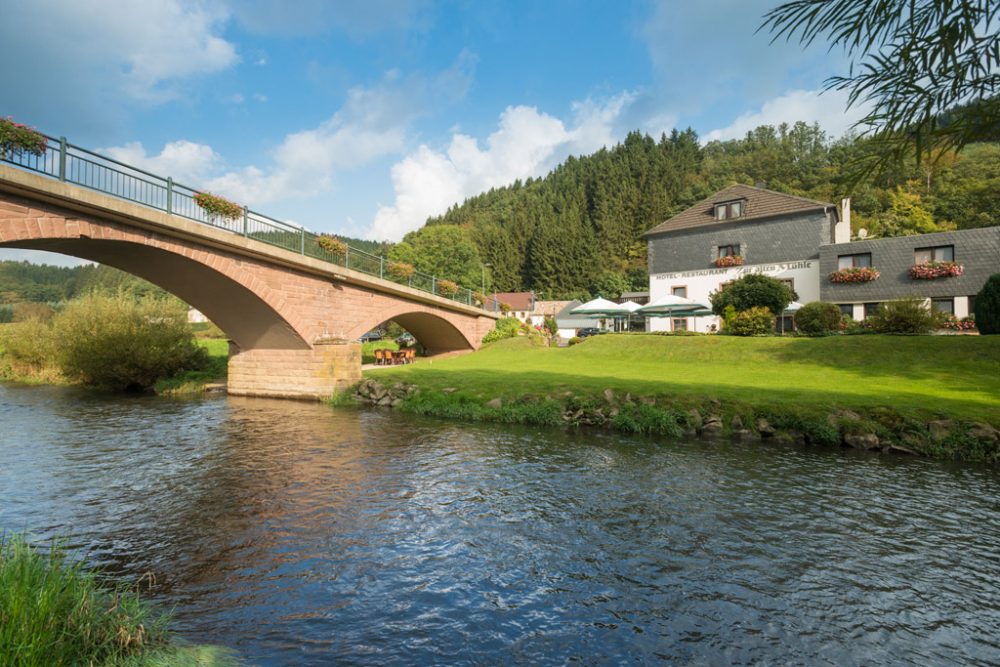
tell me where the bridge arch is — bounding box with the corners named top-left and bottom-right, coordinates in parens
top-left (348, 304), bottom-right (477, 355)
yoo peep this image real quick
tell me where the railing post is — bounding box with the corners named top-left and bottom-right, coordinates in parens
top-left (300, 228), bottom-right (306, 254)
top-left (432, 278), bottom-right (436, 295)
top-left (379, 257), bottom-right (384, 279)
top-left (242, 206), bottom-right (248, 237)
top-left (58, 137), bottom-right (67, 182)
top-left (166, 177), bottom-right (173, 213)
top-left (344, 246), bottom-right (350, 270)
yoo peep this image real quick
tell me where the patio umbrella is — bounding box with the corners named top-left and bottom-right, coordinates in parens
top-left (638, 295), bottom-right (714, 332)
top-left (571, 297), bottom-right (637, 331)
top-left (570, 297), bottom-right (633, 316)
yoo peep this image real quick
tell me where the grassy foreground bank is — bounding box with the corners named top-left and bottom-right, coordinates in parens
top-left (0, 534), bottom-right (240, 667)
top-left (357, 334), bottom-right (1000, 461)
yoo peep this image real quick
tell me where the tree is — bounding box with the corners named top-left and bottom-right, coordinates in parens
top-left (388, 225), bottom-right (483, 289)
top-left (762, 0), bottom-right (1000, 172)
top-left (710, 274), bottom-right (797, 317)
top-left (975, 274), bottom-right (1000, 335)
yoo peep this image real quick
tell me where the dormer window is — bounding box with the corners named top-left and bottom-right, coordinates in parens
top-left (714, 199), bottom-right (744, 220)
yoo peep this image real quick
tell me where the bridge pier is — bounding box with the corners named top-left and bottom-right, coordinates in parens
top-left (227, 341), bottom-right (362, 400)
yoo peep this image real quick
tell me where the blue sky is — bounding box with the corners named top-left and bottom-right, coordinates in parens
top-left (1, 0), bottom-right (863, 266)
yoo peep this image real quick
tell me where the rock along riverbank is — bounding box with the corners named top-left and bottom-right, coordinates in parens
top-left (348, 377), bottom-right (1000, 462)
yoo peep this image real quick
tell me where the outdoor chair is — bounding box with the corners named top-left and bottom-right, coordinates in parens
top-left (373, 348), bottom-right (385, 365)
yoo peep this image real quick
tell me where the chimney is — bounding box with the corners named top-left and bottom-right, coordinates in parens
top-left (834, 197), bottom-right (851, 244)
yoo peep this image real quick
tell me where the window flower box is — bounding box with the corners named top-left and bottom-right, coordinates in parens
top-left (0, 117), bottom-right (47, 158)
top-left (193, 192), bottom-right (242, 221)
top-left (909, 261), bottom-right (964, 279)
top-left (714, 255), bottom-right (743, 267)
top-left (829, 267), bottom-right (880, 283)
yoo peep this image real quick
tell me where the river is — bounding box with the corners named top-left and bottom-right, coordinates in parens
top-left (2, 383), bottom-right (999, 665)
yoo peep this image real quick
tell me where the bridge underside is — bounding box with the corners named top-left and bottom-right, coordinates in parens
top-left (0, 175), bottom-right (497, 399)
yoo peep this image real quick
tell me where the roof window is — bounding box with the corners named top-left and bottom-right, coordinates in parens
top-left (714, 199), bottom-right (744, 220)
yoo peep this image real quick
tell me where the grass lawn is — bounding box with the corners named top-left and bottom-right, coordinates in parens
top-left (370, 334), bottom-right (1000, 424)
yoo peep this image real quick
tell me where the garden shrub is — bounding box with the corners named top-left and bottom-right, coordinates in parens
top-left (52, 293), bottom-right (208, 390)
top-left (975, 273), bottom-right (1000, 335)
top-left (710, 274), bottom-right (796, 317)
top-left (13, 302), bottom-right (55, 322)
top-left (727, 306), bottom-right (775, 336)
top-left (794, 301), bottom-right (843, 335)
top-left (867, 297), bottom-right (937, 334)
top-left (481, 316), bottom-right (522, 344)
top-left (0, 305), bottom-right (12, 323)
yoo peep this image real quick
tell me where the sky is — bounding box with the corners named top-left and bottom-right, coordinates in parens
top-left (0, 0), bottom-right (865, 266)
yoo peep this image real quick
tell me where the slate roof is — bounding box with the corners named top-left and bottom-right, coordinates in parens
top-left (644, 184), bottom-right (836, 237)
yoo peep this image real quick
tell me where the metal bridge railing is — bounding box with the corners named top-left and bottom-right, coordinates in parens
top-left (1, 133), bottom-right (502, 313)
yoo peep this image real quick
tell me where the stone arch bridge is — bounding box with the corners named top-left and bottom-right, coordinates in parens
top-left (0, 165), bottom-right (498, 399)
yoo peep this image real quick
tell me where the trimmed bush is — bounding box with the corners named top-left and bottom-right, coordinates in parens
top-left (794, 301), bottom-right (843, 335)
top-left (482, 316), bottom-right (522, 344)
top-left (975, 274), bottom-right (1000, 335)
top-left (52, 293), bottom-right (208, 390)
top-left (710, 274), bottom-right (796, 318)
top-left (867, 297), bottom-right (937, 334)
top-left (727, 306), bottom-right (775, 336)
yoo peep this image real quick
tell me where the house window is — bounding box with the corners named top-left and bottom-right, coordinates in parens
top-left (779, 278), bottom-right (795, 293)
top-left (717, 244), bottom-right (740, 258)
top-left (838, 304), bottom-right (853, 318)
top-left (969, 295), bottom-right (977, 313)
top-left (914, 245), bottom-right (954, 263)
top-left (672, 286), bottom-right (687, 298)
top-left (863, 302), bottom-right (880, 319)
top-left (838, 253), bottom-right (872, 270)
top-left (718, 280), bottom-right (735, 292)
top-left (714, 200), bottom-right (744, 220)
top-left (672, 318), bottom-right (688, 331)
top-left (931, 298), bottom-right (954, 315)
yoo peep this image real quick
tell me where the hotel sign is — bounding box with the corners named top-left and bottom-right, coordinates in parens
top-left (653, 260), bottom-right (814, 281)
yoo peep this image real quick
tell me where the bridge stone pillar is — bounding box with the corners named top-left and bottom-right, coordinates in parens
top-left (227, 341), bottom-right (362, 400)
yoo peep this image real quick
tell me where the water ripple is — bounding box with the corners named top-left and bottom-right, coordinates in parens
top-left (2, 384), bottom-right (1000, 666)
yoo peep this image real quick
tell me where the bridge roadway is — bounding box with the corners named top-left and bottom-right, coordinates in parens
top-left (0, 165), bottom-right (499, 399)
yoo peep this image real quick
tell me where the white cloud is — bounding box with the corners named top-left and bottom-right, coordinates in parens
top-left (704, 89), bottom-right (870, 143)
top-left (0, 0), bottom-right (237, 104)
top-left (369, 95), bottom-right (632, 242)
top-left (100, 141), bottom-right (222, 186)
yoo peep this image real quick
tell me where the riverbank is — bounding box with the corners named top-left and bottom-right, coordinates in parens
top-left (0, 534), bottom-right (240, 667)
top-left (0, 323), bottom-right (228, 395)
top-left (350, 334), bottom-right (1000, 462)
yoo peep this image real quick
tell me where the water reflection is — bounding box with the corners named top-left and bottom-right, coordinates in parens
top-left (2, 383), bottom-right (1000, 666)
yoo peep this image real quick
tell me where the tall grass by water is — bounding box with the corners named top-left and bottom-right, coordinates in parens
top-left (0, 534), bottom-right (241, 667)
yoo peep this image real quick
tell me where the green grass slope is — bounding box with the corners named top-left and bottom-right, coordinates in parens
top-left (372, 334), bottom-right (1000, 424)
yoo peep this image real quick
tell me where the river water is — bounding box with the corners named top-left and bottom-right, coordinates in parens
top-left (2, 383), bottom-right (999, 666)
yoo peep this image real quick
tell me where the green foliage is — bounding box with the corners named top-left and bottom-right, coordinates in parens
top-left (867, 297), bottom-right (937, 334)
top-left (710, 273), bottom-right (796, 317)
top-left (53, 293), bottom-right (208, 390)
top-left (867, 187), bottom-right (946, 237)
top-left (12, 302), bottom-right (55, 322)
top-left (481, 317), bottom-right (522, 344)
top-left (0, 534), bottom-right (169, 666)
top-left (794, 301), bottom-right (843, 335)
top-left (726, 306), bottom-right (775, 336)
top-left (975, 274), bottom-right (1000, 335)
top-left (389, 225), bottom-right (483, 289)
top-left (762, 0), bottom-right (1000, 174)
top-left (0, 261), bottom-right (171, 305)
top-left (589, 270), bottom-right (631, 300)
top-left (0, 305), bottom-right (12, 323)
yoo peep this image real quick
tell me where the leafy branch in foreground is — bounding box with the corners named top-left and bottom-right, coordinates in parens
top-left (761, 0), bottom-right (1000, 176)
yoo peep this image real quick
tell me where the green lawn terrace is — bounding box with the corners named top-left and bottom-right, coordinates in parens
top-left (370, 334), bottom-right (1000, 426)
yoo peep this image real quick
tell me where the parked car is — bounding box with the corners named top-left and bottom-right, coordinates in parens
top-left (359, 330), bottom-right (383, 342)
top-left (576, 327), bottom-right (602, 338)
top-left (396, 332), bottom-right (415, 346)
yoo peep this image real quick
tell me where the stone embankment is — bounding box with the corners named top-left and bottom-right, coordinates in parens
top-left (350, 379), bottom-right (1000, 461)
